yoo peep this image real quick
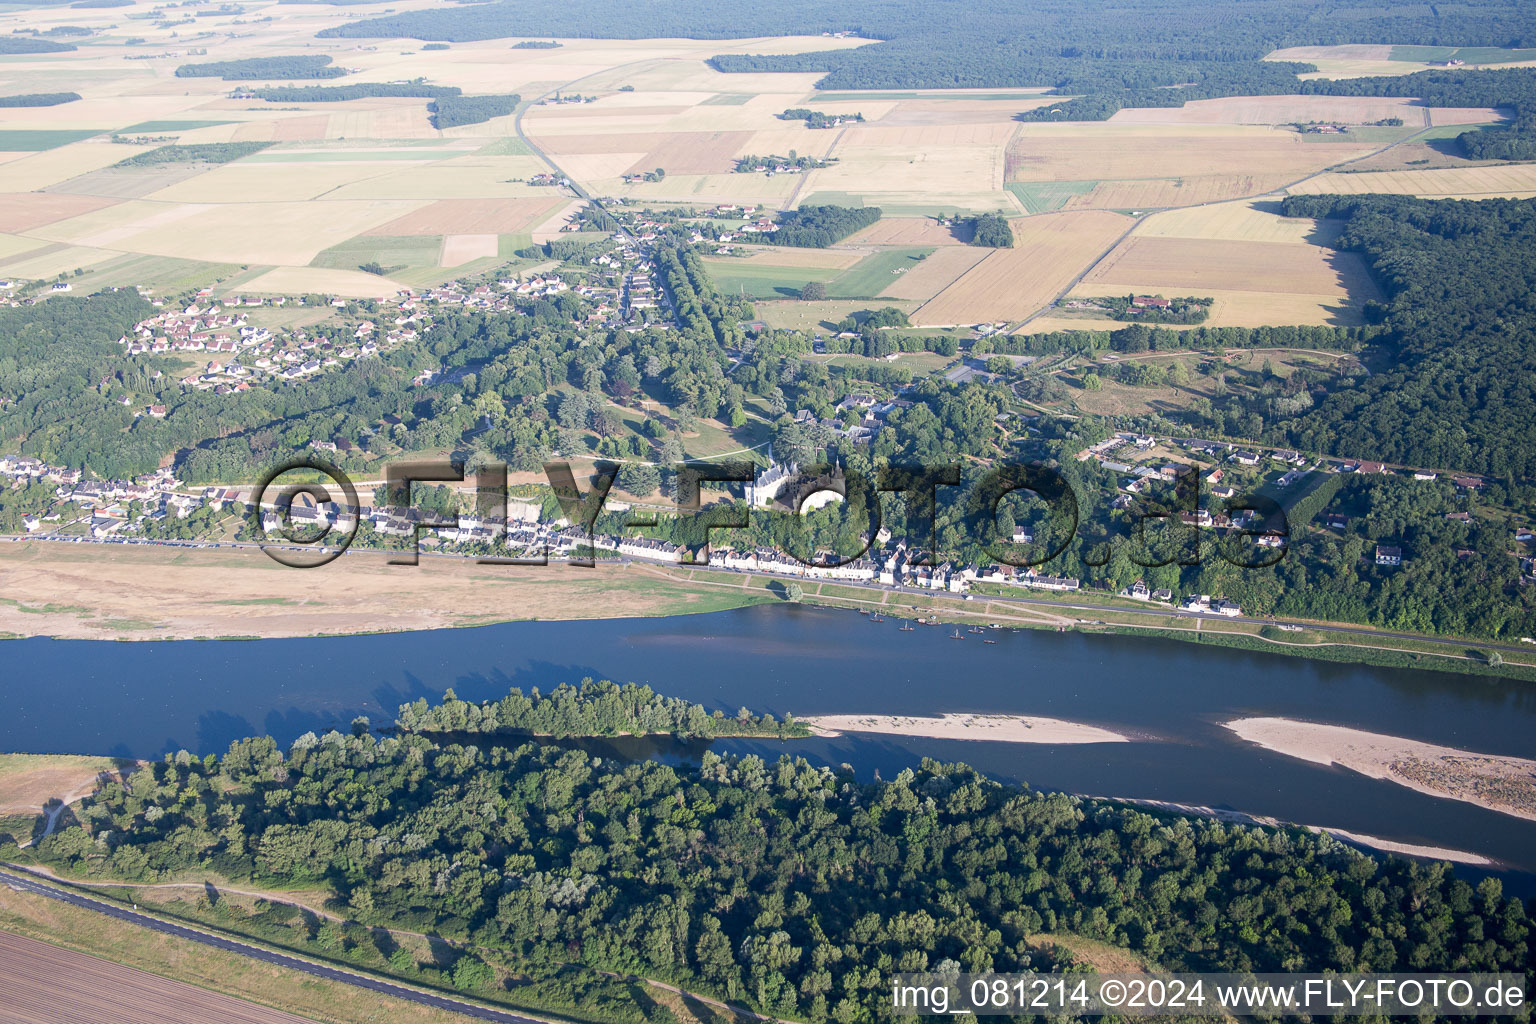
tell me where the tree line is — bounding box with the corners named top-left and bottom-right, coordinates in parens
top-left (0, 92), bottom-right (80, 106)
top-left (429, 93), bottom-right (520, 129)
top-left (250, 82), bottom-right (462, 102)
top-left (764, 205), bottom-right (882, 248)
top-left (24, 697), bottom-right (1533, 1024)
top-left (395, 679), bottom-right (809, 739)
top-left (175, 55), bottom-right (343, 79)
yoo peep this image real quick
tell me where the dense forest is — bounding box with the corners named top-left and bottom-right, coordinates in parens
top-left (396, 679), bottom-right (808, 739)
top-left (968, 212), bottom-right (1014, 248)
top-left (175, 55), bottom-right (343, 80)
top-left (0, 92), bottom-right (80, 106)
top-left (0, 36), bottom-right (74, 53)
top-left (429, 93), bottom-right (520, 129)
top-left (764, 205), bottom-right (882, 248)
top-left (250, 82), bottom-right (461, 102)
top-left (1265, 195), bottom-right (1536, 481)
top-left (1020, 66), bottom-right (1536, 160)
top-left (25, 694), bottom-right (1533, 1023)
top-left (112, 141), bottom-right (275, 168)
top-left (317, 0), bottom-right (1536, 93)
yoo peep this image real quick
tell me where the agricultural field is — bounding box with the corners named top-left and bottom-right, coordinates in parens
top-left (703, 246), bottom-right (933, 299)
top-left (911, 211), bottom-right (1131, 325)
top-left (1288, 162), bottom-right (1536, 199)
top-left (1048, 196), bottom-right (1384, 328)
top-left (755, 297), bottom-right (921, 332)
top-left (1107, 95), bottom-right (1434, 126)
top-left (0, 0), bottom-right (1518, 329)
top-left (1079, 235), bottom-right (1380, 327)
top-left (1262, 43), bottom-right (1536, 79)
top-left (0, 929), bottom-right (328, 1024)
top-left (0, 0), bottom-right (871, 291)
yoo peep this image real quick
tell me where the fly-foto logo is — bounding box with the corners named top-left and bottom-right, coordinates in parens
top-left (250, 457), bottom-right (1290, 571)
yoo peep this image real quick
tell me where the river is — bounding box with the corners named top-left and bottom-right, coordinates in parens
top-left (5, 605), bottom-right (1534, 881)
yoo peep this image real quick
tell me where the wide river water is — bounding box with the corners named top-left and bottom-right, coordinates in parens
top-left (5, 605), bottom-right (1534, 882)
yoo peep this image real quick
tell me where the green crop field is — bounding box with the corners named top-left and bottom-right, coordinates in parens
top-left (705, 247), bottom-right (933, 300)
top-left (1006, 180), bottom-right (1098, 213)
top-left (310, 234), bottom-right (443, 270)
top-left (700, 93), bottom-right (753, 105)
top-left (66, 253), bottom-right (237, 293)
top-left (0, 129), bottom-right (100, 151)
top-left (1388, 44), bottom-right (1536, 64)
top-left (831, 247), bottom-right (934, 296)
top-left (120, 120), bottom-right (235, 133)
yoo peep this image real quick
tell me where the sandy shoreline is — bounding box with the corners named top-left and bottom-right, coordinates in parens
top-left (1108, 797), bottom-right (1496, 866)
top-left (800, 712), bottom-right (1131, 744)
top-left (0, 542), bottom-right (765, 641)
top-left (1225, 716), bottom-right (1536, 823)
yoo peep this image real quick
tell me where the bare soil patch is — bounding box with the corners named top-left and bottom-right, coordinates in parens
top-left (0, 191), bottom-right (116, 232)
top-left (364, 196), bottom-right (565, 235)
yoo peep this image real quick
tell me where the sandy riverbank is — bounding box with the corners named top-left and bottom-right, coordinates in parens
top-left (1109, 797), bottom-right (1496, 866)
top-left (0, 542), bottom-right (767, 640)
top-left (800, 713), bottom-right (1131, 744)
top-left (1225, 716), bottom-right (1536, 822)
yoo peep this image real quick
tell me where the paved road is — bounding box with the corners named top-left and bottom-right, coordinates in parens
top-left (0, 867), bottom-right (554, 1024)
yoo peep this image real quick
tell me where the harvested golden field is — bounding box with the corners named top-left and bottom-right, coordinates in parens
top-left (1083, 236), bottom-right (1372, 297)
top-left (42, 165), bottom-right (209, 201)
top-left (878, 245), bottom-right (990, 300)
top-left (735, 127), bottom-right (841, 160)
top-left (1290, 163), bottom-right (1536, 197)
top-left (558, 151), bottom-right (652, 183)
top-left (365, 196), bottom-right (566, 235)
top-left (1109, 95), bottom-right (1429, 125)
top-left (0, 231), bottom-right (47, 261)
top-left (240, 266), bottom-right (408, 299)
top-left (0, 243), bottom-right (120, 280)
top-left (146, 163), bottom-right (394, 204)
top-left (0, 930), bottom-right (322, 1024)
top-left (1073, 282), bottom-right (1370, 328)
top-left (531, 198), bottom-right (586, 242)
top-left (843, 122), bottom-right (1018, 149)
top-left (1063, 174), bottom-right (1300, 211)
top-left (912, 211), bottom-right (1131, 325)
top-left (809, 137), bottom-right (1005, 205)
top-left (1006, 125), bottom-right (1370, 182)
top-left (1133, 199), bottom-right (1338, 244)
top-left (0, 191), bottom-right (116, 233)
top-left (114, 200), bottom-right (425, 265)
top-left (318, 153), bottom-right (546, 201)
top-left (1429, 107), bottom-right (1511, 126)
top-left (536, 131), bottom-right (673, 153)
top-left (625, 130), bottom-right (755, 175)
top-left (843, 217), bottom-right (970, 245)
top-left (0, 142), bottom-right (157, 192)
top-left (621, 171), bottom-right (800, 203)
top-left (440, 233), bottom-right (499, 265)
top-left (880, 96), bottom-right (1062, 127)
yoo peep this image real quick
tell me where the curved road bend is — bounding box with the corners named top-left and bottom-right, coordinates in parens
top-left (0, 867), bottom-right (554, 1024)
